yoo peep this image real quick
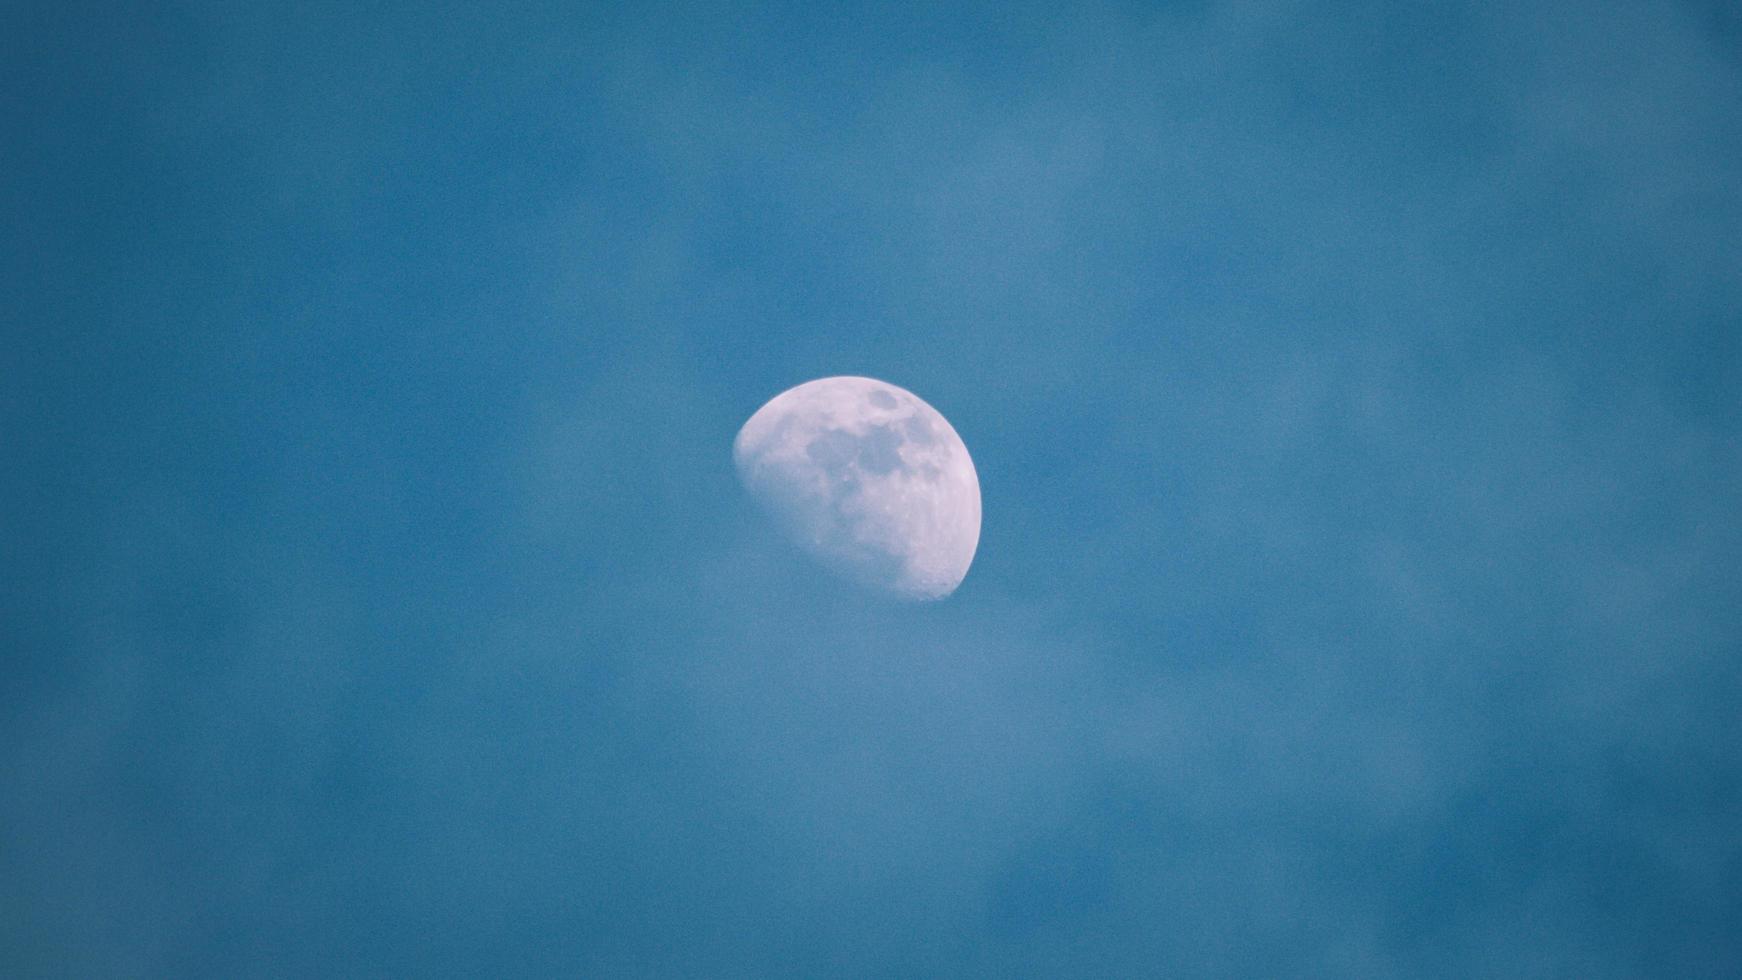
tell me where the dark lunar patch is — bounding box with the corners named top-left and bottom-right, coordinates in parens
top-left (806, 429), bottom-right (859, 474)
top-left (857, 424), bottom-right (905, 475)
top-left (904, 415), bottom-right (936, 446)
top-left (868, 389), bottom-right (898, 409)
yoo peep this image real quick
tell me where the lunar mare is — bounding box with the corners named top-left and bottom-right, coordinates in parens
top-left (733, 376), bottom-right (981, 600)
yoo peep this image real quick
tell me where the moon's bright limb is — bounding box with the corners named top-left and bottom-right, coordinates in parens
top-left (733, 376), bottom-right (981, 600)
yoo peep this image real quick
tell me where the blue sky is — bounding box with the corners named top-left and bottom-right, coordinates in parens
top-left (5, 1), bottom-right (1741, 975)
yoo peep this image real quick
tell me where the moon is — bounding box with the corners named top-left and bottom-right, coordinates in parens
top-left (733, 376), bottom-right (981, 600)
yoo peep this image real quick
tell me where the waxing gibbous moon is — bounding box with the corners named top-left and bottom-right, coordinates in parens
top-left (733, 376), bottom-right (981, 600)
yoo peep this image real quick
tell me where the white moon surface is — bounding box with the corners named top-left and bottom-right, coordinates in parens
top-left (733, 376), bottom-right (981, 600)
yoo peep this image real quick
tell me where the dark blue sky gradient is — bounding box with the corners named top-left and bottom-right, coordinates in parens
top-left (5, 1), bottom-right (1741, 975)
